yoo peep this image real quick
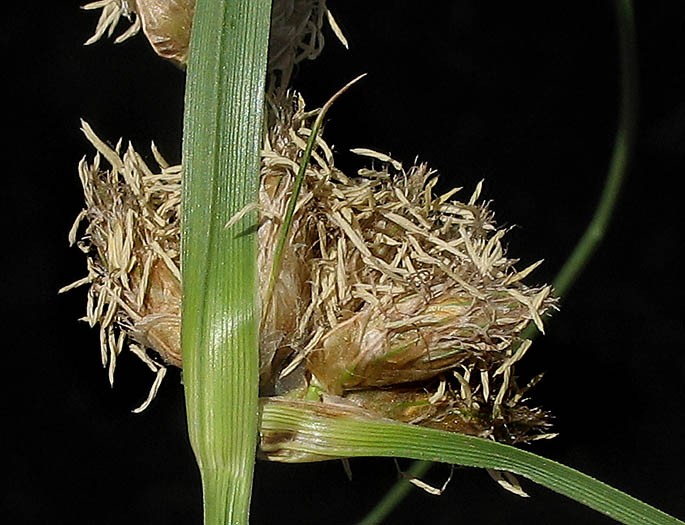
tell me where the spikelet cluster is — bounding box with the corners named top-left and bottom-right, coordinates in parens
top-left (258, 95), bottom-right (557, 444)
top-left (61, 122), bottom-right (181, 412)
top-left (65, 93), bottom-right (555, 442)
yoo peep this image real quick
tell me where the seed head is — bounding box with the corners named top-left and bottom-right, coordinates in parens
top-left (66, 93), bottom-right (556, 441)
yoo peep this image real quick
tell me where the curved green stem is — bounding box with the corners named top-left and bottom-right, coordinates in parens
top-left (357, 0), bottom-right (638, 523)
top-left (552, 0), bottom-right (637, 298)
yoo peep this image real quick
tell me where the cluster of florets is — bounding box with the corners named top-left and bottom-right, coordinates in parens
top-left (66, 93), bottom-right (555, 442)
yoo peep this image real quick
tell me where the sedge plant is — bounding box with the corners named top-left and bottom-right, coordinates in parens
top-left (63, 1), bottom-right (684, 524)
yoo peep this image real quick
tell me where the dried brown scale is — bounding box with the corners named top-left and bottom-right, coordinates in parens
top-left (65, 94), bottom-right (556, 443)
top-left (126, 260), bottom-right (182, 367)
top-left (132, 0), bottom-right (194, 65)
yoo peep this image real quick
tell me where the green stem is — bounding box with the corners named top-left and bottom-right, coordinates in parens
top-left (357, 0), bottom-right (638, 522)
top-left (553, 0), bottom-right (637, 298)
top-left (181, 1), bottom-right (272, 524)
top-left (355, 461), bottom-right (432, 525)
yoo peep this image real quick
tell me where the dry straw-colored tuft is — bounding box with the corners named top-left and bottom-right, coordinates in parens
top-left (65, 93), bottom-right (556, 442)
top-left (61, 121), bottom-right (181, 412)
top-left (258, 95), bottom-right (557, 444)
top-left (82, 0), bottom-right (345, 88)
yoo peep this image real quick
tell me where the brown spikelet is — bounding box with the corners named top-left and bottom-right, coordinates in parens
top-left (82, 0), bottom-right (344, 88)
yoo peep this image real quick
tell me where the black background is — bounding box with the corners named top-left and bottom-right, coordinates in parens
top-left (3, 2), bottom-right (684, 524)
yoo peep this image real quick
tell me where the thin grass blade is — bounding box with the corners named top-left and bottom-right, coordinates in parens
top-left (260, 400), bottom-right (683, 525)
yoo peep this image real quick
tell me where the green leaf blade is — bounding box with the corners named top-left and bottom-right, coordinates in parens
top-left (182, 0), bottom-right (272, 523)
top-left (260, 399), bottom-right (683, 525)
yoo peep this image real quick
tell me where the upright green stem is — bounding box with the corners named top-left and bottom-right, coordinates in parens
top-left (182, 1), bottom-right (272, 524)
